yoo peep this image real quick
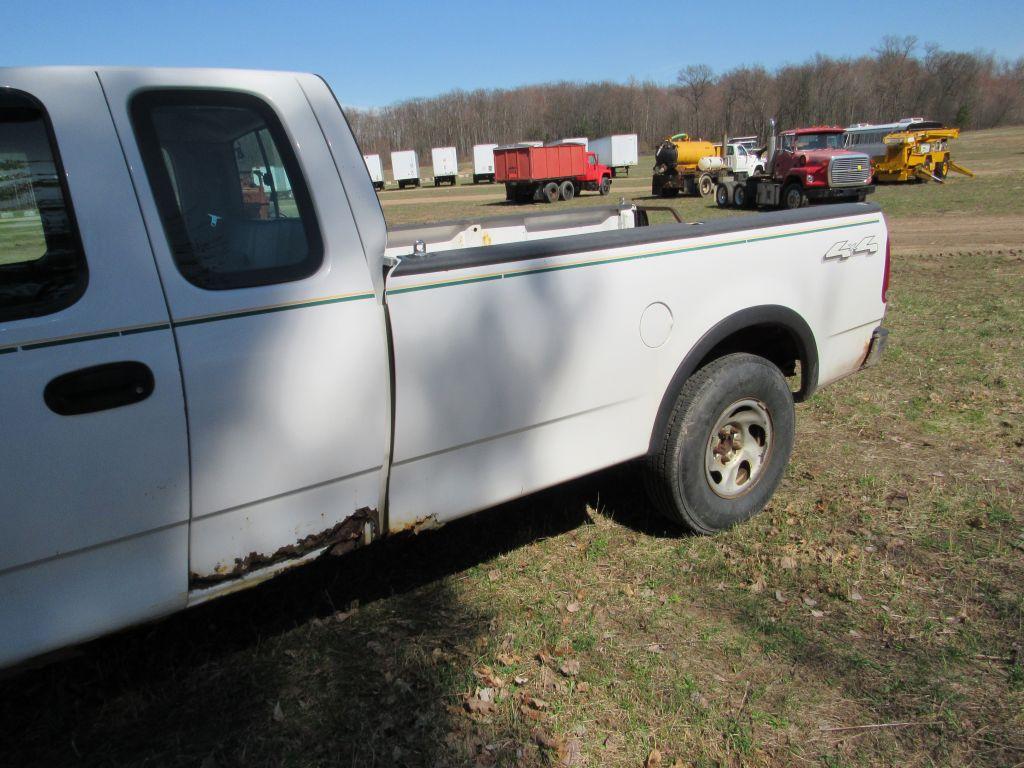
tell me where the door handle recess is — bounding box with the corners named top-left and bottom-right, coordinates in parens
top-left (44, 361), bottom-right (155, 416)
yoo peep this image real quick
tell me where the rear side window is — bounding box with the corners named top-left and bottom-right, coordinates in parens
top-left (131, 90), bottom-right (322, 290)
top-left (0, 91), bottom-right (87, 322)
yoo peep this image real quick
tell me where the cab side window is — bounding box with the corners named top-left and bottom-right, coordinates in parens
top-left (131, 90), bottom-right (322, 290)
top-left (0, 91), bottom-right (87, 322)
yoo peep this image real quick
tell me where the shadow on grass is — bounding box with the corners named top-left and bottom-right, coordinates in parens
top-left (0, 465), bottom-right (681, 767)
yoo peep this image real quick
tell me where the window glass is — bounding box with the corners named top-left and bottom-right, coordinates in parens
top-left (0, 91), bottom-right (87, 322)
top-left (131, 91), bottom-right (322, 290)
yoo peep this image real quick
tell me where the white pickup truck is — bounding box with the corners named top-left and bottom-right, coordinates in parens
top-left (0, 67), bottom-right (890, 669)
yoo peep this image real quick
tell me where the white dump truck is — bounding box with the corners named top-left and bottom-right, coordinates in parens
top-left (431, 146), bottom-right (458, 186)
top-left (472, 143), bottom-right (499, 183)
top-left (590, 134), bottom-right (639, 177)
top-left (363, 153), bottom-right (385, 190)
top-left (390, 149), bottom-right (420, 189)
top-left (0, 66), bottom-right (889, 669)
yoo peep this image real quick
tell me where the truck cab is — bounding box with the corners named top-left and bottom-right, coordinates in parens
top-left (773, 127), bottom-right (872, 204)
top-left (582, 152), bottom-right (611, 185)
top-left (724, 143), bottom-right (764, 177)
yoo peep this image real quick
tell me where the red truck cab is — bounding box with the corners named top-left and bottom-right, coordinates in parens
top-left (773, 127), bottom-right (873, 205)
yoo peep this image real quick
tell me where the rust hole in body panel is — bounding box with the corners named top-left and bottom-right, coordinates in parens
top-left (189, 507), bottom-right (379, 589)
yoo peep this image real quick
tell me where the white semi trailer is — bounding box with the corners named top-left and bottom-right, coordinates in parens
top-left (390, 149), bottom-right (420, 189)
top-left (363, 153), bottom-right (385, 190)
top-left (472, 143), bottom-right (498, 184)
top-left (431, 146), bottom-right (458, 186)
top-left (590, 134), bottom-right (639, 177)
top-left (547, 137), bottom-right (589, 150)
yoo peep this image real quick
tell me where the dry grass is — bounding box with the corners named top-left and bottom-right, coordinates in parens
top-left (1, 131), bottom-right (1022, 767)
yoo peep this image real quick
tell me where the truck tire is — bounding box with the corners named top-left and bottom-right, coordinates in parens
top-left (645, 353), bottom-right (795, 533)
top-left (542, 182), bottom-right (560, 203)
top-left (732, 183), bottom-right (748, 208)
top-left (781, 182), bottom-right (805, 210)
top-left (715, 183), bottom-right (731, 208)
top-left (559, 180), bottom-right (575, 201)
top-left (698, 173), bottom-right (715, 197)
top-left (598, 176), bottom-right (611, 195)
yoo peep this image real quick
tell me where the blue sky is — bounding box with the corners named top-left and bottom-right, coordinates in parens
top-left (6, 0), bottom-right (1024, 108)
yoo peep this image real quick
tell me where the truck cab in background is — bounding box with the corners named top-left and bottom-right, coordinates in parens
top-left (715, 124), bottom-right (874, 210)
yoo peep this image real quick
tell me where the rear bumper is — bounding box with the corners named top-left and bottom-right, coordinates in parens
top-left (861, 326), bottom-right (888, 369)
top-left (805, 185), bottom-right (874, 201)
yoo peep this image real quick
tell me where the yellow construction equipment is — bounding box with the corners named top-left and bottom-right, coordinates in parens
top-left (872, 127), bottom-right (973, 183)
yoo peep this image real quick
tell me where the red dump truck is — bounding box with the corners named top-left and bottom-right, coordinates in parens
top-left (495, 143), bottom-right (612, 203)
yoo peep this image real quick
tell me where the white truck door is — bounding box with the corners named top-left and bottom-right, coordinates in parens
top-left (98, 70), bottom-right (390, 586)
top-left (0, 72), bottom-right (189, 667)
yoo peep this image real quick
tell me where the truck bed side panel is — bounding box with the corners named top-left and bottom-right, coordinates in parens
top-left (385, 205), bottom-right (886, 529)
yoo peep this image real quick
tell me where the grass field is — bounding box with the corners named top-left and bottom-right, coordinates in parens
top-left (1, 129), bottom-right (1022, 767)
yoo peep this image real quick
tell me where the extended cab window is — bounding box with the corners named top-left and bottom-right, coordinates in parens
top-left (0, 92), bottom-right (87, 322)
top-left (131, 91), bottom-right (322, 290)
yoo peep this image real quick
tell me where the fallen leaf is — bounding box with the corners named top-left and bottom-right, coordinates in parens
top-left (559, 659), bottom-right (581, 677)
top-left (366, 640), bottom-right (386, 656)
top-left (775, 590), bottom-right (788, 604)
top-left (514, 674), bottom-right (529, 685)
top-left (520, 703), bottom-right (547, 722)
top-left (810, 609), bottom-right (825, 618)
top-left (522, 694), bottom-right (549, 710)
top-left (496, 652), bottom-right (518, 666)
top-left (802, 595), bottom-right (818, 607)
top-left (560, 737), bottom-right (583, 766)
top-left (748, 575), bottom-right (767, 593)
top-left (646, 643), bottom-right (665, 654)
top-left (780, 555), bottom-right (798, 570)
top-left (475, 666), bottom-right (505, 689)
top-left (488, 569), bottom-right (501, 582)
top-left (272, 701), bottom-right (284, 722)
top-left (849, 591), bottom-right (863, 602)
top-left (464, 692), bottom-right (497, 716)
top-left (576, 681), bottom-right (591, 692)
top-left (533, 728), bottom-right (562, 750)
top-left (646, 748), bottom-right (663, 767)
top-left (566, 601), bottom-right (581, 614)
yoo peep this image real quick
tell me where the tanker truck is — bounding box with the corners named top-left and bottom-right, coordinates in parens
top-left (652, 134), bottom-right (764, 197)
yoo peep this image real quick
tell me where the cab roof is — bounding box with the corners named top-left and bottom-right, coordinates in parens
top-left (783, 126), bottom-right (845, 135)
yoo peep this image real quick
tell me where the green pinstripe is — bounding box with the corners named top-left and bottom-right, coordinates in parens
top-left (0, 217), bottom-right (879, 355)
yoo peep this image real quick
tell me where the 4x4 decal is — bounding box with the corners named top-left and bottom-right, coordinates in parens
top-left (824, 235), bottom-right (879, 261)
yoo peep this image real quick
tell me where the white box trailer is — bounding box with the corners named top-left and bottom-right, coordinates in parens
top-left (431, 146), bottom-right (458, 186)
top-left (546, 137), bottom-right (589, 150)
top-left (472, 143), bottom-right (499, 184)
top-left (363, 153), bottom-right (385, 190)
top-left (590, 134), bottom-right (639, 177)
top-left (390, 150), bottom-right (420, 189)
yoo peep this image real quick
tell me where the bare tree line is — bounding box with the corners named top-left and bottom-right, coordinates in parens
top-left (347, 37), bottom-right (1024, 159)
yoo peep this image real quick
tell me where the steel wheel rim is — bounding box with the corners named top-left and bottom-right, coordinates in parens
top-left (786, 188), bottom-right (801, 207)
top-left (703, 398), bottom-right (773, 499)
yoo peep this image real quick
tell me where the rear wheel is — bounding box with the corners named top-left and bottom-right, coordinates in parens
top-left (559, 180), bottom-right (575, 201)
top-left (645, 353), bottom-right (795, 533)
top-left (715, 183), bottom-right (731, 208)
top-left (781, 182), bottom-right (804, 210)
top-left (542, 182), bottom-right (560, 203)
top-left (733, 183), bottom-right (748, 208)
top-left (697, 173), bottom-right (715, 197)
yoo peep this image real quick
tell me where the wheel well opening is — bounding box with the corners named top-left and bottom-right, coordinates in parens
top-left (696, 323), bottom-right (805, 395)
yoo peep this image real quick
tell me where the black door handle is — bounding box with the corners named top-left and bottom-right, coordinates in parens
top-left (44, 361), bottom-right (155, 415)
